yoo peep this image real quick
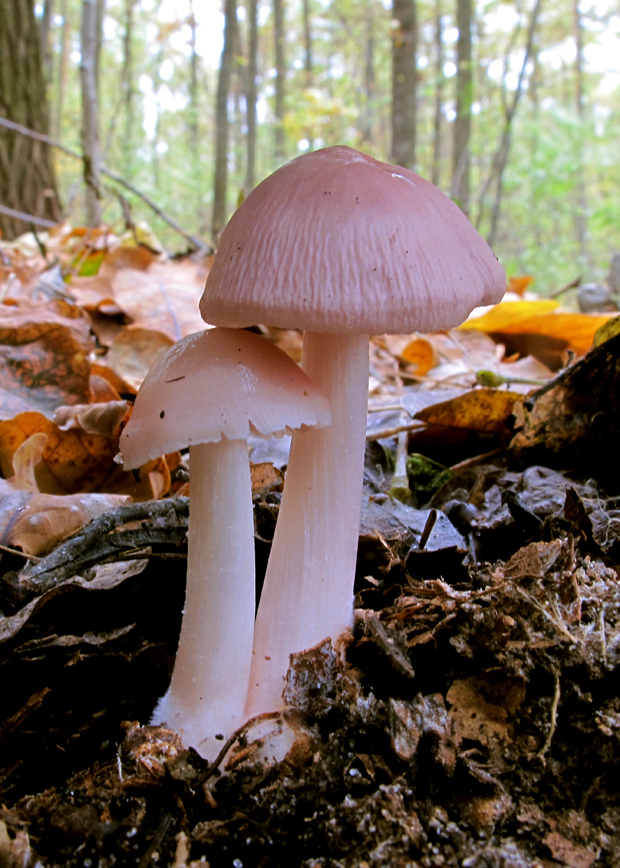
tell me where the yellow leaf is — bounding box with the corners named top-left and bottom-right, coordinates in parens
top-left (414, 388), bottom-right (522, 435)
top-left (462, 300), bottom-right (560, 333)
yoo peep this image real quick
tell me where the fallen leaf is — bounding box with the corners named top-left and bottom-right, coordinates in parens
top-left (2, 491), bottom-right (129, 556)
top-left (543, 832), bottom-right (597, 868)
top-left (414, 388), bottom-right (522, 436)
top-left (111, 260), bottom-right (207, 341)
top-left (103, 327), bottom-right (174, 390)
top-left (0, 413), bottom-right (121, 494)
top-left (400, 337), bottom-right (437, 375)
top-left (0, 299), bottom-right (93, 419)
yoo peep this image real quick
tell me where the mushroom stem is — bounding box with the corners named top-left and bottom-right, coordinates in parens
top-left (246, 332), bottom-right (369, 717)
top-left (152, 437), bottom-right (255, 758)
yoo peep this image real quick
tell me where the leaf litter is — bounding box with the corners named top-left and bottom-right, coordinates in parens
top-left (0, 231), bottom-right (620, 866)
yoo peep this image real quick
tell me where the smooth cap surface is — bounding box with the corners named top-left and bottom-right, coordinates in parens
top-left (200, 146), bottom-right (506, 335)
top-left (119, 327), bottom-right (331, 468)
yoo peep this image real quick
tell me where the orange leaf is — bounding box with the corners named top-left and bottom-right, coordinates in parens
top-left (400, 337), bottom-right (437, 376)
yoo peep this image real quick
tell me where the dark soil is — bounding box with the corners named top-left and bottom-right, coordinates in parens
top-left (2, 447), bottom-right (620, 867)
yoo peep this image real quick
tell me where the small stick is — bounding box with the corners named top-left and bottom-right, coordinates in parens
top-left (194, 711), bottom-right (283, 787)
top-left (536, 667), bottom-right (561, 760)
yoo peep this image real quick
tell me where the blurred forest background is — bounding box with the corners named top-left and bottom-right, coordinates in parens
top-left (1, 0), bottom-right (619, 295)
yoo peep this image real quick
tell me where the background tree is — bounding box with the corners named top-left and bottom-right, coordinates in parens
top-left (451, 0), bottom-right (472, 215)
top-left (0, 0), bottom-right (61, 238)
top-left (391, 0), bottom-right (417, 170)
top-left (273, 0), bottom-right (286, 163)
top-left (212, 0), bottom-right (238, 237)
top-left (80, 0), bottom-right (104, 226)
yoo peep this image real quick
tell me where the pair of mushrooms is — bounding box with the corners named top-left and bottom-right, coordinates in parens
top-left (120, 146), bottom-right (506, 759)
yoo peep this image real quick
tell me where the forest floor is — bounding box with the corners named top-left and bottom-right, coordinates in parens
top-left (1, 238), bottom-right (619, 867)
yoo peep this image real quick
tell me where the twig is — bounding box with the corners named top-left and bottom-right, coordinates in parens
top-left (514, 586), bottom-right (578, 645)
top-left (0, 544), bottom-right (41, 562)
top-left (194, 711), bottom-right (284, 787)
top-left (366, 420), bottom-right (426, 442)
top-left (0, 204), bottom-right (58, 229)
top-left (0, 116), bottom-right (210, 252)
top-left (136, 813), bottom-right (172, 868)
top-left (536, 667), bottom-right (561, 760)
top-left (19, 498), bottom-right (189, 592)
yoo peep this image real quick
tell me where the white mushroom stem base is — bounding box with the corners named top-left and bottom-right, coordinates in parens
top-left (152, 438), bottom-right (255, 760)
top-left (245, 332), bottom-right (370, 718)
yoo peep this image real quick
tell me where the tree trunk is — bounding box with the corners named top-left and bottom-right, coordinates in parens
top-left (273, 0), bottom-right (286, 164)
top-left (361, 0), bottom-right (376, 147)
top-left (80, 0), bottom-right (103, 227)
top-left (480, 0), bottom-right (542, 248)
top-left (0, 0), bottom-right (61, 239)
top-left (245, 0), bottom-right (258, 191)
top-left (212, 0), bottom-right (238, 237)
top-left (451, 0), bottom-right (472, 215)
top-left (391, 0), bottom-right (417, 170)
top-left (40, 0), bottom-right (54, 85)
top-left (121, 0), bottom-right (135, 177)
top-left (431, 0), bottom-right (444, 186)
top-left (573, 0), bottom-right (589, 266)
top-left (53, 0), bottom-right (70, 141)
top-left (302, 0), bottom-right (313, 87)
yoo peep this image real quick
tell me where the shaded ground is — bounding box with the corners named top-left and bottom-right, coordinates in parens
top-left (2, 440), bottom-right (620, 867)
top-left (3, 332), bottom-right (620, 866)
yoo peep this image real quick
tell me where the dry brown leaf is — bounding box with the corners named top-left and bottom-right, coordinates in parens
top-left (0, 299), bottom-right (93, 419)
top-left (543, 832), bottom-right (597, 868)
top-left (53, 401), bottom-right (129, 439)
top-left (103, 327), bottom-right (174, 390)
top-left (10, 432), bottom-right (48, 492)
top-left (251, 462), bottom-right (284, 494)
top-left (447, 678), bottom-right (510, 746)
top-left (0, 413), bottom-right (121, 494)
top-left (111, 260), bottom-right (207, 341)
top-left (68, 245), bottom-right (159, 312)
top-left (1, 491), bottom-right (129, 556)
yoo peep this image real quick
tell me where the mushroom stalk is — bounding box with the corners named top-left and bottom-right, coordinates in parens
top-left (246, 332), bottom-right (369, 717)
top-left (153, 437), bottom-right (255, 758)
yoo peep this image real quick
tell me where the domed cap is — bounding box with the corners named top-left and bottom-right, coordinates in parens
top-left (200, 146), bottom-right (506, 336)
top-left (119, 327), bottom-right (331, 469)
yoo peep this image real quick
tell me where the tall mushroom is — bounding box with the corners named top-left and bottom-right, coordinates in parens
top-left (119, 327), bottom-right (330, 758)
top-left (199, 146), bottom-right (506, 717)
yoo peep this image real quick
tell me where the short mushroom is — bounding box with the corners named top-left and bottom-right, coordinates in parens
top-left (200, 146), bottom-right (506, 717)
top-left (119, 326), bottom-right (330, 758)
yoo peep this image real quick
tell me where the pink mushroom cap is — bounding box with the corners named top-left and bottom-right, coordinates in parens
top-left (200, 146), bottom-right (506, 334)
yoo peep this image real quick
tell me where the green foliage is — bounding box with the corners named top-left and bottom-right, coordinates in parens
top-left (38, 0), bottom-right (620, 284)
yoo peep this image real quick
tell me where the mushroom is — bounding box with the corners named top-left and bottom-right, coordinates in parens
top-left (118, 326), bottom-right (331, 758)
top-left (199, 146), bottom-right (506, 717)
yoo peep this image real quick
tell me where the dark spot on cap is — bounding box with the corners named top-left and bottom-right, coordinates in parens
top-left (160, 410), bottom-right (165, 419)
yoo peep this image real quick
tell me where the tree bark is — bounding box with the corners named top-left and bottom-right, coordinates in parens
top-left (121, 0), bottom-right (135, 177)
top-left (451, 0), bottom-right (472, 215)
top-left (80, 0), bottom-right (103, 227)
top-left (273, 0), bottom-right (286, 163)
top-left (361, 0), bottom-right (376, 147)
top-left (431, 0), bottom-right (444, 186)
top-left (245, 0), bottom-right (258, 191)
top-left (573, 0), bottom-right (588, 266)
top-left (391, 0), bottom-right (417, 170)
top-left (0, 0), bottom-right (61, 239)
top-left (212, 0), bottom-right (238, 237)
top-left (478, 0), bottom-right (542, 247)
